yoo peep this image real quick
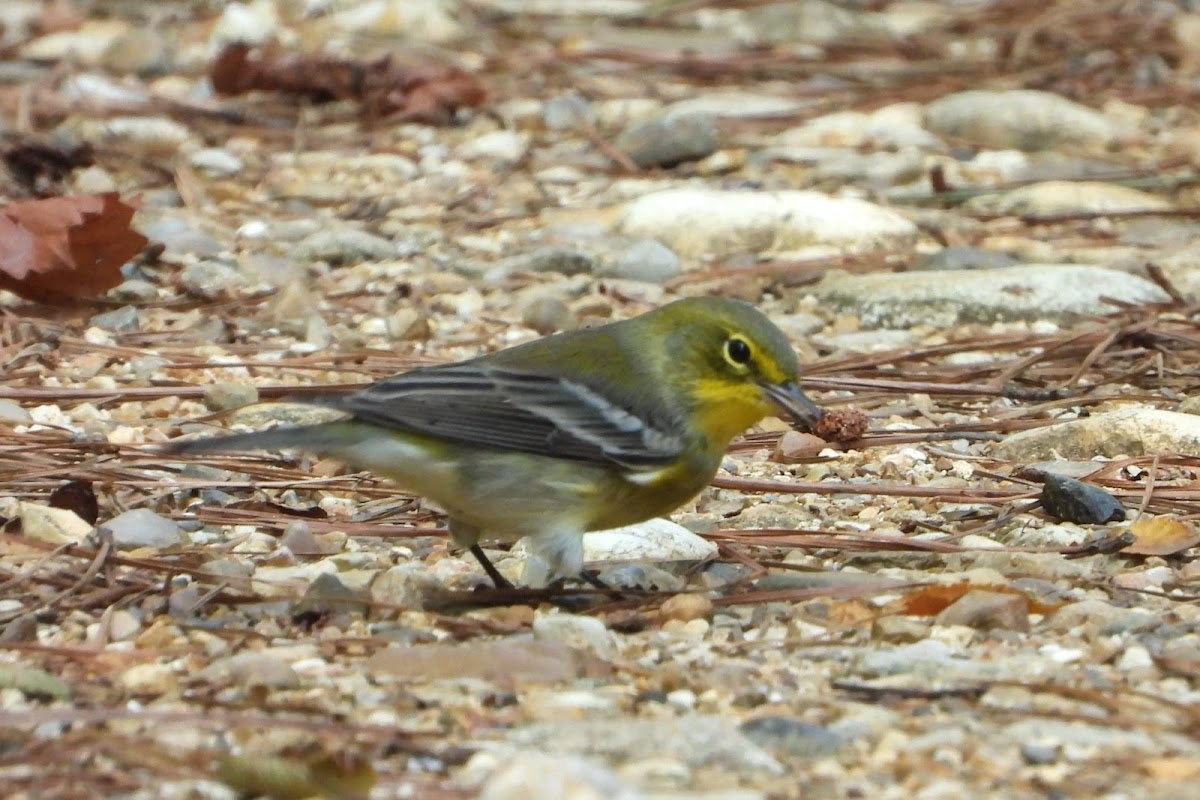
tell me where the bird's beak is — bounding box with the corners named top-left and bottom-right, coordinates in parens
top-left (761, 381), bottom-right (825, 433)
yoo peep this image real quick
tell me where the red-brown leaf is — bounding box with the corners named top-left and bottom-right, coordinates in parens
top-left (0, 193), bottom-right (148, 305)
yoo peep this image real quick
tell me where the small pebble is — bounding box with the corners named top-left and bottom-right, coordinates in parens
top-left (1040, 473), bottom-right (1126, 524)
top-left (935, 590), bottom-right (1031, 632)
top-left (103, 508), bottom-right (188, 549)
top-left (615, 112), bottom-right (719, 169)
top-left (773, 430), bottom-right (827, 462)
top-left (203, 381), bottom-right (259, 412)
top-left (89, 306), bottom-right (140, 332)
top-left (522, 295), bottom-right (577, 333)
top-left (658, 593), bottom-right (714, 623)
top-left (180, 260), bottom-right (245, 300)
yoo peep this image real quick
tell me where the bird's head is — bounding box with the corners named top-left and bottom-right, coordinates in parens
top-left (652, 297), bottom-right (825, 445)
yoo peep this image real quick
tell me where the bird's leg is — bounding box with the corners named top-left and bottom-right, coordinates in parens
top-left (579, 569), bottom-right (612, 591)
top-left (469, 544), bottom-right (514, 590)
top-left (578, 568), bottom-right (627, 601)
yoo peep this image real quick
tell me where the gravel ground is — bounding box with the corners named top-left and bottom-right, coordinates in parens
top-left (3, 2), bottom-right (1200, 799)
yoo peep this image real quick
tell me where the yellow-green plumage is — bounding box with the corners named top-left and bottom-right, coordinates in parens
top-left (167, 296), bottom-right (823, 585)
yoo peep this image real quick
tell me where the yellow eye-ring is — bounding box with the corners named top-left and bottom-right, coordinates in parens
top-left (724, 336), bottom-right (752, 366)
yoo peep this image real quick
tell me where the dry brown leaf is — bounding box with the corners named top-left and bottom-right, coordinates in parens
top-left (899, 583), bottom-right (1060, 616)
top-left (1123, 515), bottom-right (1200, 556)
top-left (210, 43), bottom-right (487, 124)
top-left (2, 138), bottom-right (95, 194)
top-left (0, 192), bottom-right (148, 305)
top-left (47, 480), bottom-right (99, 525)
top-left (900, 583), bottom-right (974, 615)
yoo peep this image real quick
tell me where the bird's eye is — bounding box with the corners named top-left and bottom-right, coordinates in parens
top-left (725, 336), bottom-right (752, 365)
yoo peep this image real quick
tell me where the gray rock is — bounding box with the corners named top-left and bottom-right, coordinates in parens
top-left (293, 573), bottom-right (369, 617)
top-left (857, 639), bottom-right (961, 678)
top-left (1017, 461), bottom-right (1105, 480)
top-left (200, 558), bottom-right (253, 593)
top-left (202, 381), bottom-right (259, 412)
top-left (103, 508), bottom-right (188, 549)
top-left (615, 112), bottom-right (719, 168)
top-left (0, 399), bottom-right (33, 424)
top-left (1001, 719), bottom-right (1162, 755)
top-left (292, 229), bottom-right (396, 264)
top-left (1160, 634), bottom-right (1200, 673)
top-left (107, 279), bottom-right (159, 302)
top-left (532, 612), bottom-right (619, 661)
top-left (809, 265), bottom-right (1170, 328)
top-left (1039, 474), bottom-right (1125, 524)
top-left (1021, 742), bottom-right (1059, 765)
top-left (923, 90), bottom-right (1130, 151)
top-left (198, 651), bottom-right (300, 690)
top-left (505, 716), bottom-right (783, 775)
top-left (496, 246), bottom-right (597, 277)
top-left (180, 260), bottom-right (244, 300)
top-left (90, 306), bottom-right (140, 331)
top-left (139, 215), bottom-right (225, 257)
top-left (753, 571), bottom-right (905, 592)
top-left (226, 402), bottom-right (345, 429)
top-left (595, 563), bottom-right (684, 592)
top-left (935, 590), bottom-right (1030, 632)
top-left (910, 246), bottom-right (1022, 272)
top-left (994, 407), bottom-right (1200, 461)
top-left (370, 563), bottom-right (445, 611)
top-left (594, 238), bottom-right (682, 284)
top-left (1044, 600), bottom-right (1160, 636)
top-left (544, 92), bottom-right (594, 130)
top-left (739, 716), bottom-right (845, 758)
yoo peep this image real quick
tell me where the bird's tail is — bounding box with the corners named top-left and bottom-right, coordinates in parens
top-left (162, 421), bottom-right (366, 457)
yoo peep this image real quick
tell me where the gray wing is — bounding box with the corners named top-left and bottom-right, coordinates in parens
top-left (316, 363), bottom-right (684, 469)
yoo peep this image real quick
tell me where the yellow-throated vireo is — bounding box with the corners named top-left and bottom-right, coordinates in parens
top-left (168, 296), bottom-right (824, 587)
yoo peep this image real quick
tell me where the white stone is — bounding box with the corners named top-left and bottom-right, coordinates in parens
top-left (924, 90), bottom-right (1132, 150)
top-left (21, 21), bottom-right (128, 64)
top-left (460, 130), bottom-right (529, 162)
top-left (333, 0), bottom-right (464, 42)
top-left (617, 188), bottom-right (916, 259)
top-left (964, 181), bottom-right (1172, 215)
top-left (189, 148), bottom-right (245, 176)
top-left (19, 503), bottom-right (92, 545)
top-left (583, 518), bottom-right (719, 564)
top-left (209, 0), bottom-right (280, 50)
top-left (533, 612), bottom-right (619, 660)
top-left (664, 92), bottom-right (806, 120)
top-left (479, 752), bottom-right (642, 800)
